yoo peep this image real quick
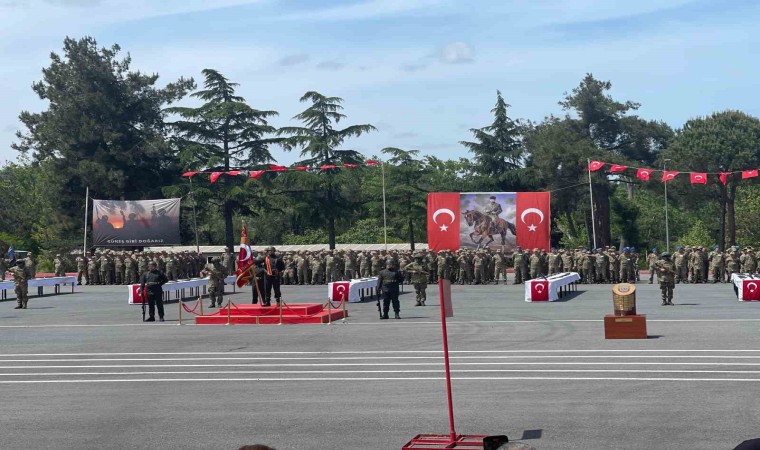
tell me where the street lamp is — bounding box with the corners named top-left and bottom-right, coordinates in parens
top-left (664, 159), bottom-right (672, 253)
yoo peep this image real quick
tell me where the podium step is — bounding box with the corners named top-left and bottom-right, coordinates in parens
top-left (194, 303), bottom-right (346, 325)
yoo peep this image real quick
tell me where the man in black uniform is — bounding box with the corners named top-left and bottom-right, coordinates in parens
top-left (376, 260), bottom-right (404, 320)
top-left (253, 256), bottom-right (266, 305)
top-left (139, 261), bottom-right (168, 322)
top-left (264, 246), bottom-right (286, 306)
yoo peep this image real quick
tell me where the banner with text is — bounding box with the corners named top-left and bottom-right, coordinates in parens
top-left (427, 192), bottom-right (550, 252)
top-left (92, 198), bottom-right (181, 246)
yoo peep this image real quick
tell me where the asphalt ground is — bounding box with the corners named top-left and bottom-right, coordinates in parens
top-left (1, 280), bottom-right (759, 450)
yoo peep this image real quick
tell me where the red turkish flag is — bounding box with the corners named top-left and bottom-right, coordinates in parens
top-left (742, 169), bottom-right (758, 179)
top-left (743, 280), bottom-right (760, 301)
top-left (320, 164), bottom-right (337, 170)
top-left (269, 165), bottom-right (288, 172)
top-left (427, 193), bottom-right (460, 252)
top-left (209, 172), bottom-right (223, 183)
top-left (235, 225), bottom-right (254, 288)
top-left (661, 171), bottom-right (679, 182)
top-left (719, 172), bottom-right (732, 185)
top-left (182, 171), bottom-right (198, 178)
top-left (249, 170), bottom-right (266, 179)
top-left (609, 164), bottom-right (627, 173)
top-left (530, 280), bottom-right (549, 301)
top-left (294, 166), bottom-right (310, 171)
top-left (226, 171), bottom-right (240, 176)
top-left (331, 282), bottom-right (350, 301)
top-left (516, 192), bottom-right (551, 251)
top-left (588, 160), bottom-right (605, 171)
top-left (690, 172), bottom-right (707, 184)
top-left (366, 160), bottom-right (380, 166)
top-left (343, 163), bottom-right (358, 168)
top-left (636, 168), bottom-right (652, 181)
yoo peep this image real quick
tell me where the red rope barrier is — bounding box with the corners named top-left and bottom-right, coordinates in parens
top-left (181, 299), bottom-right (202, 315)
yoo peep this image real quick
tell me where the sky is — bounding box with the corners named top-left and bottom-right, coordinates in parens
top-left (1, 0), bottom-right (759, 167)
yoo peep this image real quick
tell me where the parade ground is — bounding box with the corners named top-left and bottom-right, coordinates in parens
top-left (1, 282), bottom-right (759, 450)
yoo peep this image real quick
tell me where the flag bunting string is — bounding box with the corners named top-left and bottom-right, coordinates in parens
top-left (181, 161), bottom-right (380, 183)
top-left (588, 160), bottom-right (759, 186)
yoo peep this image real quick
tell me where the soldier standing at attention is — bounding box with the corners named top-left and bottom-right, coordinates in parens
top-left (87, 256), bottom-right (99, 286)
top-left (655, 252), bottom-right (676, 306)
top-left (647, 249), bottom-right (658, 284)
top-left (200, 257), bottom-right (224, 308)
top-left (75, 253), bottom-right (88, 285)
top-left (264, 246), bottom-right (286, 306)
top-left (673, 247), bottom-right (687, 283)
top-left (54, 254), bottom-right (66, 277)
top-left (512, 247), bottom-right (526, 284)
top-left (726, 249), bottom-right (739, 282)
top-left (493, 250), bottom-right (507, 284)
top-left (403, 251), bottom-right (428, 306)
top-left (113, 252), bottom-right (124, 285)
top-left (472, 251), bottom-right (485, 285)
top-left (436, 250), bottom-right (449, 281)
top-left (548, 248), bottom-right (561, 276)
top-left (709, 246), bottom-right (725, 283)
top-left (377, 260), bottom-right (404, 319)
top-left (11, 259), bottom-right (31, 309)
top-left (139, 261), bottom-right (168, 322)
top-left (25, 252), bottom-right (37, 279)
top-left (529, 248), bottom-right (543, 280)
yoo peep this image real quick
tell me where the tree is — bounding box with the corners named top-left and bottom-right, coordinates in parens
top-left (13, 36), bottom-right (194, 243)
top-left (460, 91), bottom-right (529, 190)
top-left (166, 69), bottom-right (279, 249)
top-left (541, 74), bottom-right (671, 247)
top-left (279, 92), bottom-right (376, 248)
top-left (664, 111), bottom-right (760, 248)
top-left (380, 148), bottom-right (428, 248)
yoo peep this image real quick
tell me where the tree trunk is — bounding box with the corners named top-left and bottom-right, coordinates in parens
top-left (409, 216), bottom-right (415, 251)
top-left (327, 182), bottom-right (336, 249)
top-left (727, 183), bottom-right (737, 246)
top-left (718, 184), bottom-right (727, 250)
top-left (591, 183), bottom-right (611, 248)
top-left (224, 200), bottom-right (234, 250)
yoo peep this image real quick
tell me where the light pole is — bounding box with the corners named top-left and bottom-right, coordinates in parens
top-left (664, 159), bottom-right (671, 253)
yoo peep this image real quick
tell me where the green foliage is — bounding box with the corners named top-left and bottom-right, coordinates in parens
top-left (13, 36), bottom-right (195, 242)
top-left (336, 219), bottom-right (387, 244)
top-left (282, 228), bottom-right (329, 245)
top-left (676, 220), bottom-right (713, 249)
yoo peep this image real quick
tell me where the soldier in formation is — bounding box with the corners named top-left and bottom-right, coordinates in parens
top-left (655, 252), bottom-right (676, 306)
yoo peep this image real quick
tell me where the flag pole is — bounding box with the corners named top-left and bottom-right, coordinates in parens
top-left (381, 159), bottom-right (388, 251)
top-left (189, 177), bottom-right (200, 253)
top-left (83, 187), bottom-right (89, 256)
top-left (587, 160), bottom-right (597, 249)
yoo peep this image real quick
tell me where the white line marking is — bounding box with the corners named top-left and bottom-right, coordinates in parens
top-left (3, 362), bottom-right (760, 369)
top-left (3, 376), bottom-right (760, 384)
top-left (0, 318), bottom-right (759, 328)
top-left (1, 349), bottom-right (759, 357)
top-left (2, 369), bottom-right (760, 376)
top-left (3, 355), bottom-right (760, 363)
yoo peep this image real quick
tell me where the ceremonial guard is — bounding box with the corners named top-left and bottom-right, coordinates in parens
top-left (376, 260), bottom-right (404, 319)
top-left (54, 254), bottom-right (66, 277)
top-left (139, 261), bottom-right (168, 322)
top-left (264, 246), bottom-right (285, 306)
top-left (655, 252), bottom-right (676, 306)
top-left (404, 251), bottom-right (428, 306)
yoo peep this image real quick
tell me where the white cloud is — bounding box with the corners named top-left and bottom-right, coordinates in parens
top-left (440, 42), bottom-right (474, 64)
top-left (278, 54), bottom-right (309, 66)
top-left (274, 0), bottom-right (445, 22)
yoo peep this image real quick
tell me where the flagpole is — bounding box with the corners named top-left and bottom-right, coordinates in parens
top-left (587, 160), bottom-right (597, 249)
top-left (664, 159), bottom-right (671, 253)
top-left (381, 159), bottom-right (388, 251)
top-left (189, 177), bottom-right (200, 253)
top-left (83, 187), bottom-right (89, 256)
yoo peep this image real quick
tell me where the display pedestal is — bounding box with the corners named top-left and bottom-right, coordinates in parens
top-left (604, 314), bottom-right (647, 339)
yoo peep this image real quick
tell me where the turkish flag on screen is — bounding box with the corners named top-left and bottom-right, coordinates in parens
top-left (743, 280), bottom-right (760, 301)
top-left (516, 192), bottom-right (551, 251)
top-left (531, 280), bottom-right (549, 301)
top-left (427, 193), bottom-right (461, 252)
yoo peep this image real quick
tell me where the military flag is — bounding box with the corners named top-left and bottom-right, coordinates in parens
top-left (235, 225), bottom-right (254, 288)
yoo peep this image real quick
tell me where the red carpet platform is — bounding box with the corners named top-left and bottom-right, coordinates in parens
top-left (194, 302), bottom-right (346, 325)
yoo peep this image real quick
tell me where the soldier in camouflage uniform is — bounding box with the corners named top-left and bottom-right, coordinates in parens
top-left (10, 259), bottom-right (31, 309)
top-left (404, 251), bottom-right (429, 306)
top-left (54, 254), bottom-right (66, 277)
top-left (529, 248), bottom-right (543, 280)
top-left (493, 250), bottom-right (507, 284)
top-left (655, 252), bottom-right (676, 305)
top-left (708, 246), bottom-right (725, 284)
top-left (512, 247), bottom-right (527, 284)
top-left (547, 249), bottom-right (561, 276)
top-left (76, 254), bottom-right (88, 285)
top-left (201, 257), bottom-right (224, 308)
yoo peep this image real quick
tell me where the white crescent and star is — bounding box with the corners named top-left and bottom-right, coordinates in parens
top-left (694, 175), bottom-right (704, 181)
top-left (520, 208), bottom-right (544, 232)
top-left (748, 282), bottom-right (757, 293)
top-left (535, 283), bottom-right (546, 293)
top-left (240, 245), bottom-right (251, 262)
top-left (336, 284), bottom-right (347, 299)
top-left (433, 208), bottom-right (456, 232)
